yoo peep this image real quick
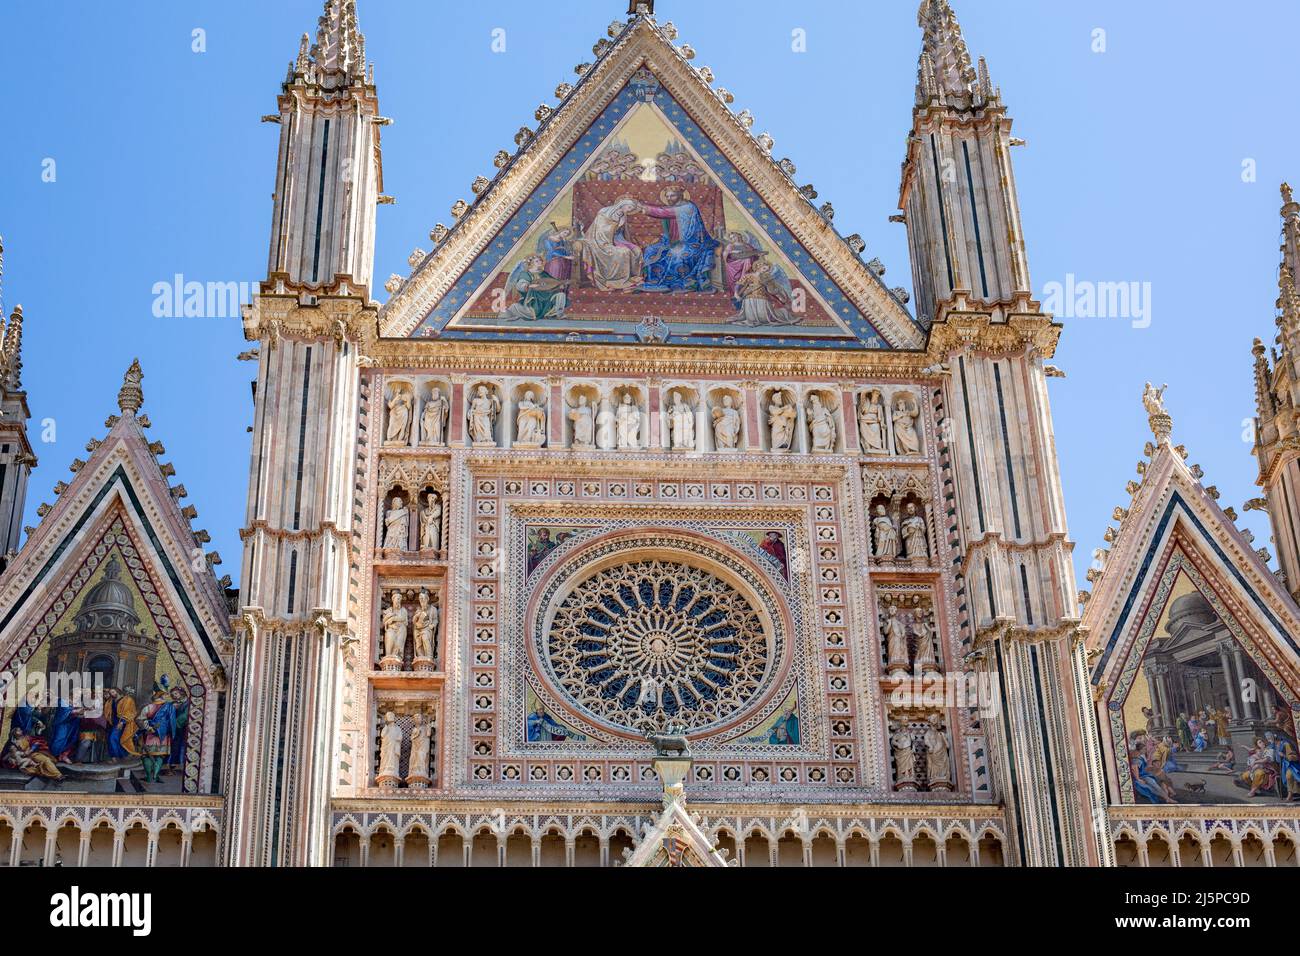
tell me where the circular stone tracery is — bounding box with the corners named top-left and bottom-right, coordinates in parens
top-left (544, 558), bottom-right (772, 733)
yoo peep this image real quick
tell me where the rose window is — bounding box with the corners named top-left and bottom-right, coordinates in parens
top-left (544, 558), bottom-right (772, 732)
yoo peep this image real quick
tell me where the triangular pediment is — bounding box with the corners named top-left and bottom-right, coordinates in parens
top-left (0, 411), bottom-right (231, 795)
top-left (1082, 434), bottom-right (1300, 807)
top-left (380, 17), bottom-right (923, 350)
top-left (625, 795), bottom-right (731, 867)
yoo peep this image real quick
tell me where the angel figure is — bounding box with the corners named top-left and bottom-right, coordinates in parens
top-left (730, 259), bottom-right (796, 327)
top-left (498, 254), bottom-right (570, 322)
top-left (721, 230), bottom-right (765, 300)
top-left (538, 223), bottom-right (575, 281)
top-left (1142, 382), bottom-right (1168, 418)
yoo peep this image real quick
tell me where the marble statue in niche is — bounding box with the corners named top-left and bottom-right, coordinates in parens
top-left (568, 395), bottom-right (595, 448)
top-left (893, 394), bottom-right (921, 455)
top-left (381, 591), bottom-right (408, 670)
top-left (912, 613), bottom-right (937, 672)
top-left (668, 391), bottom-right (695, 450)
top-left (595, 397), bottom-right (617, 450)
top-left (467, 385), bottom-right (501, 446)
top-left (412, 589), bottom-right (438, 667)
top-left (806, 394), bottom-right (836, 452)
top-left (924, 716), bottom-right (952, 791)
top-left (515, 389), bottom-right (547, 447)
top-left (857, 389), bottom-right (887, 453)
top-left (376, 711), bottom-right (402, 786)
top-left (711, 394), bottom-right (741, 450)
top-left (385, 385), bottom-right (413, 446)
top-left (767, 392), bottom-right (796, 451)
top-left (615, 393), bottom-right (641, 449)
top-left (884, 605), bottom-right (911, 679)
top-left (890, 720), bottom-right (917, 789)
top-left (420, 387), bottom-right (449, 446)
top-left (406, 713), bottom-right (432, 788)
top-left (383, 495), bottom-right (409, 550)
top-left (901, 502), bottom-right (929, 562)
top-left (872, 504), bottom-right (899, 561)
top-left (419, 492), bottom-right (441, 552)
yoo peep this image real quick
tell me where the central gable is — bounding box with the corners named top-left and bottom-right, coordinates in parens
top-left (382, 18), bottom-right (923, 350)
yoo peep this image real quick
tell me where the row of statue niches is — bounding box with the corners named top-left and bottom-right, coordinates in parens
top-left (375, 711), bottom-right (435, 790)
top-left (890, 715), bottom-right (953, 793)
top-left (380, 491), bottom-right (442, 553)
top-left (382, 379), bottom-right (927, 456)
top-left (379, 588), bottom-right (440, 672)
top-left (870, 498), bottom-right (931, 564)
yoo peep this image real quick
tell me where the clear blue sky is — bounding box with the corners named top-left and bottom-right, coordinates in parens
top-left (0, 0), bottom-right (1293, 590)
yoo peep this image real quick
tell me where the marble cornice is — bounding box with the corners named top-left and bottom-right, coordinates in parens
top-left (366, 338), bottom-right (937, 379)
top-left (973, 615), bottom-right (1082, 649)
top-left (925, 307), bottom-right (1062, 360)
top-left (243, 283), bottom-right (378, 348)
top-left (0, 793), bottom-right (224, 810)
top-left (239, 520), bottom-right (352, 544)
top-left (330, 797), bottom-right (1006, 821)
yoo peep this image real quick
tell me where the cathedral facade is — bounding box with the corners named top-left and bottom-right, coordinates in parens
top-left (0, 0), bottom-right (1298, 868)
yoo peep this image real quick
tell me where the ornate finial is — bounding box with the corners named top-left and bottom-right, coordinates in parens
top-left (118, 358), bottom-right (144, 415)
top-left (916, 0), bottom-right (978, 105)
top-left (1142, 381), bottom-right (1171, 444)
top-left (627, 0), bottom-right (654, 15)
top-left (2, 304), bottom-right (23, 390)
top-left (1283, 182), bottom-right (1295, 207)
top-left (303, 0), bottom-right (365, 82)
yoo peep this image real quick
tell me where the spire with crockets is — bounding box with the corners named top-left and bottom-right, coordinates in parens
top-left (903, 0), bottom-right (1107, 867)
top-left (1249, 183), bottom-right (1300, 602)
top-left (295, 0), bottom-right (367, 84)
top-left (263, 0), bottom-right (384, 295)
top-left (0, 234), bottom-right (35, 571)
top-left (0, 235), bottom-right (22, 392)
top-left (916, 0), bottom-right (995, 109)
top-left (226, 0), bottom-right (377, 869)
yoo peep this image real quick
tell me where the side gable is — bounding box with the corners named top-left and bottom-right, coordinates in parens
top-left (0, 369), bottom-right (231, 794)
top-left (379, 16), bottom-right (923, 351)
top-left (1082, 399), bottom-right (1300, 807)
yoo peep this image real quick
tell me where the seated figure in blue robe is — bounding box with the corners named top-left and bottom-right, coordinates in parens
top-left (638, 186), bottom-right (719, 293)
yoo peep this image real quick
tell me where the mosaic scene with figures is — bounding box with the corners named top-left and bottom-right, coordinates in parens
top-left (1, 0), bottom-right (1299, 870)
